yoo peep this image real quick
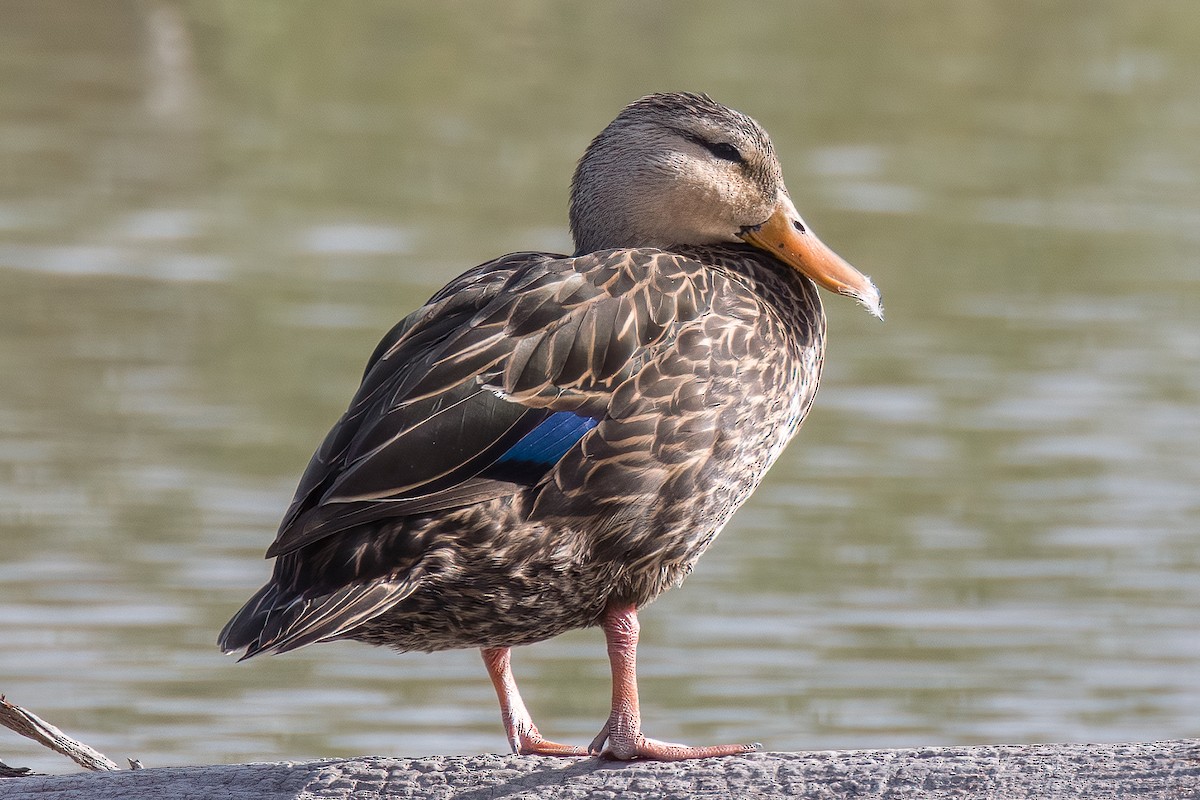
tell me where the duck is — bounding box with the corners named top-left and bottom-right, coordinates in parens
top-left (219, 92), bottom-right (882, 761)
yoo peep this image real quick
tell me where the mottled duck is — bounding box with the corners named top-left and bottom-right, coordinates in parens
top-left (219, 92), bottom-right (882, 761)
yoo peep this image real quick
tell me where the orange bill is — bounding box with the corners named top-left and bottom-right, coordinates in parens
top-left (740, 192), bottom-right (883, 319)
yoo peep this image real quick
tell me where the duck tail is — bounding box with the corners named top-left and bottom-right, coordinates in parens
top-left (217, 582), bottom-right (282, 659)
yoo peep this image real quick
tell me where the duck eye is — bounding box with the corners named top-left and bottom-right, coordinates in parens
top-left (704, 141), bottom-right (744, 164)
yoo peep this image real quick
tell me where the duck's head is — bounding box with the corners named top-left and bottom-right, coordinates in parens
top-left (570, 92), bottom-right (882, 319)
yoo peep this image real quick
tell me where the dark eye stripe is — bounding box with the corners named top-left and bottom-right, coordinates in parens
top-left (672, 128), bottom-right (746, 165)
top-left (704, 141), bottom-right (744, 164)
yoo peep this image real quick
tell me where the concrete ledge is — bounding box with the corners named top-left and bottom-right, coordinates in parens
top-left (2, 740), bottom-right (1198, 799)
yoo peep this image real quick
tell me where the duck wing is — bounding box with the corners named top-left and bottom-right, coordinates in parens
top-left (265, 247), bottom-right (709, 560)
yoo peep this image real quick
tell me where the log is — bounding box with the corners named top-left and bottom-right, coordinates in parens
top-left (2, 739), bottom-right (1198, 800)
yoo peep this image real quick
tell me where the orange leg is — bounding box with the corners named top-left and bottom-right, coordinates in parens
top-left (587, 603), bottom-right (760, 761)
top-left (480, 647), bottom-right (586, 756)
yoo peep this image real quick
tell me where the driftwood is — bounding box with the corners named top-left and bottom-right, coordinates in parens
top-left (3, 695), bottom-right (1198, 798)
top-left (0, 697), bottom-right (124, 772)
top-left (2, 740), bottom-right (1199, 799)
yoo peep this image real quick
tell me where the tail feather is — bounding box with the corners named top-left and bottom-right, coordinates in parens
top-left (218, 582), bottom-right (280, 657)
top-left (218, 577), bottom-right (417, 658)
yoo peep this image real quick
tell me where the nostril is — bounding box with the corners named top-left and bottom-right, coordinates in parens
top-left (792, 220), bottom-right (806, 234)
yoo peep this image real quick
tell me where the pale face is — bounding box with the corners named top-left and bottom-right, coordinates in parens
top-left (569, 95), bottom-right (782, 253)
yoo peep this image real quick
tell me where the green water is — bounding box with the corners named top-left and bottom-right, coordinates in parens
top-left (1, 1), bottom-right (1198, 772)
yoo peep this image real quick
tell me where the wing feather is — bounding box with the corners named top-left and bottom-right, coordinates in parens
top-left (259, 247), bottom-right (719, 599)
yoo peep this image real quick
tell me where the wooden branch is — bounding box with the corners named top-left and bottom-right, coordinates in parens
top-left (1, 740), bottom-right (1198, 799)
top-left (0, 696), bottom-right (121, 773)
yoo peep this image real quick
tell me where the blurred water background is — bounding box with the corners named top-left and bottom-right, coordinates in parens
top-left (1, 0), bottom-right (1198, 772)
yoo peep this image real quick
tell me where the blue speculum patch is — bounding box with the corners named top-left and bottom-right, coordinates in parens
top-left (496, 412), bottom-right (600, 467)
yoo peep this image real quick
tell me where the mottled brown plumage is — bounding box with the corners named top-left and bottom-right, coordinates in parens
top-left (219, 92), bottom-right (881, 761)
